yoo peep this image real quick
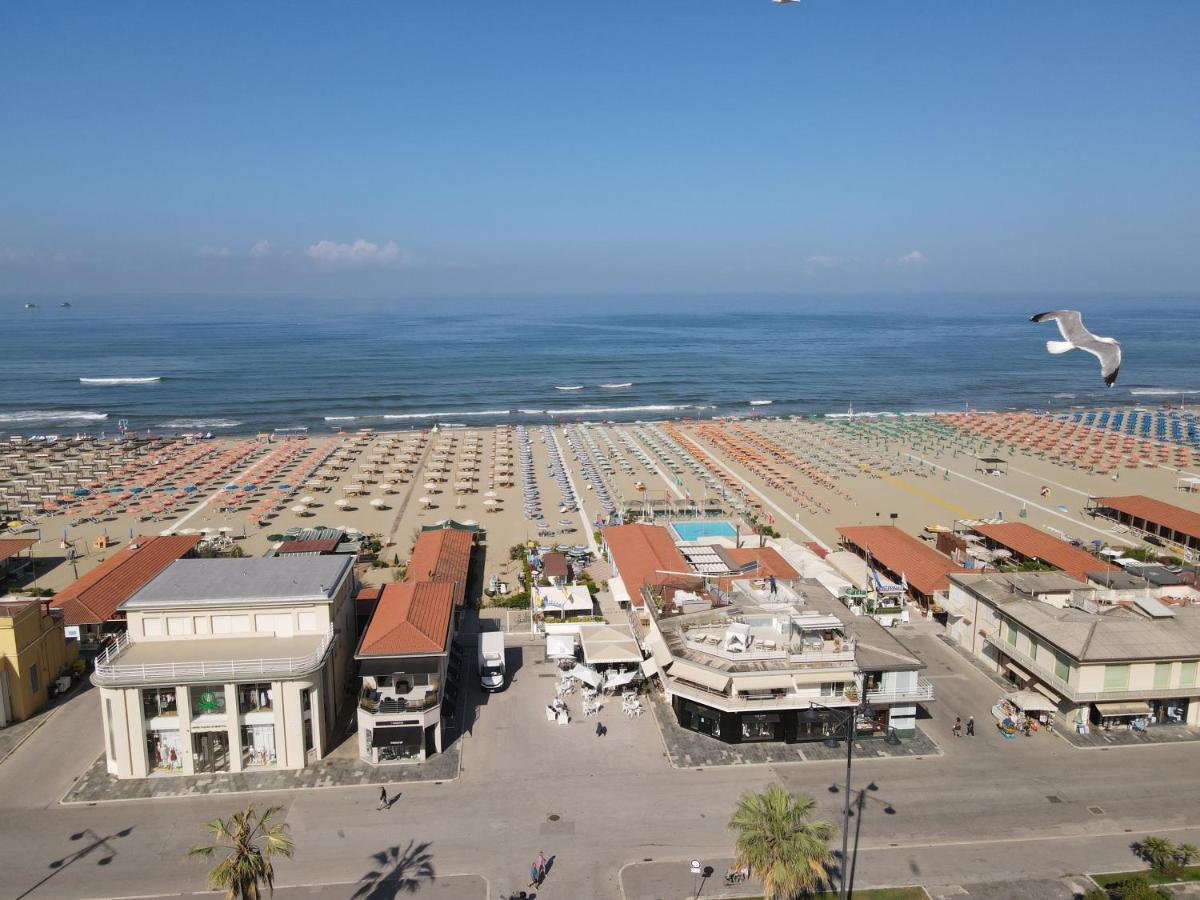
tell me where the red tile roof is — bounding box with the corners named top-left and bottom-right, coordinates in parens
top-left (49, 534), bottom-right (202, 626)
top-left (603, 524), bottom-right (700, 607)
top-left (1095, 495), bottom-right (1200, 541)
top-left (357, 581), bottom-right (455, 656)
top-left (0, 538), bottom-right (36, 564)
top-left (837, 525), bottom-right (969, 597)
top-left (723, 547), bottom-right (799, 581)
top-left (541, 552), bottom-right (569, 580)
top-left (277, 539), bottom-right (340, 555)
top-left (971, 522), bottom-right (1119, 582)
top-left (405, 528), bottom-right (473, 606)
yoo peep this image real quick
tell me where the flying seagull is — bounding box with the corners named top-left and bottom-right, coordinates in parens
top-left (1030, 310), bottom-right (1121, 387)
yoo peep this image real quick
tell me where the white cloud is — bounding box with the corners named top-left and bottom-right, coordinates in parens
top-left (305, 239), bottom-right (405, 269)
top-left (198, 245), bottom-right (232, 259)
top-left (803, 255), bottom-right (856, 275)
top-left (248, 240), bottom-right (272, 259)
top-left (891, 250), bottom-right (928, 267)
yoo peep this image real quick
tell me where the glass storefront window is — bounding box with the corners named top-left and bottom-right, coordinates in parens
top-left (741, 713), bottom-right (781, 742)
top-left (238, 683), bottom-right (273, 713)
top-left (146, 729), bottom-right (183, 772)
top-left (241, 724), bottom-right (277, 767)
top-left (190, 685), bottom-right (226, 716)
top-left (142, 688), bottom-right (178, 719)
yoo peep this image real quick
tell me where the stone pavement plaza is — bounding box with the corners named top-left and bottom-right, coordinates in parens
top-left (2, 627), bottom-right (1200, 900)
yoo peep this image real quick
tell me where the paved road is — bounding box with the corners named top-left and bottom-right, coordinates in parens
top-left (2, 625), bottom-right (1198, 900)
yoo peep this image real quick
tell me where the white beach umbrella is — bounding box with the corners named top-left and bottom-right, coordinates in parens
top-left (418, 496), bottom-right (433, 507)
top-left (335, 498), bottom-right (350, 509)
top-left (300, 495), bottom-right (315, 505)
top-left (483, 498), bottom-right (498, 508)
top-left (369, 498), bottom-right (386, 509)
top-left (485, 490), bottom-right (498, 498)
top-left (291, 504), bottom-right (306, 514)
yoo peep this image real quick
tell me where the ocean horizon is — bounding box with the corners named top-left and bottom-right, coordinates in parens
top-left (5, 294), bottom-right (1199, 437)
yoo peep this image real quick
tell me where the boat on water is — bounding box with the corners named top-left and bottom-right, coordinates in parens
top-left (555, 385), bottom-right (584, 392)
top-left (23, 303), bottom-right (36, 309)
top-left (60, 301), bottom-right (72, 308)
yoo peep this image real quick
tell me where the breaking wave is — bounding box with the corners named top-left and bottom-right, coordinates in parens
top-left (80, 377), bottom-right (162, 385)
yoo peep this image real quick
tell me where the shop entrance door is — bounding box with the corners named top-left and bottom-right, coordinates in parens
top-left (193, 731), bottom-right (230, 773)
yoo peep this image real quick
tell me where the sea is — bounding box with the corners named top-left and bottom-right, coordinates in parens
top-left (4, 295), bottom-right (1199, 437)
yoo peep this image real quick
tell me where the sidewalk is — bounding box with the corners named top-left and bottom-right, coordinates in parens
top-left (62, 743), bottom-right (461, 803)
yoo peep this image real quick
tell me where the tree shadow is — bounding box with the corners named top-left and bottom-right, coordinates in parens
top-left (352, 839), bottom-right (436, 899)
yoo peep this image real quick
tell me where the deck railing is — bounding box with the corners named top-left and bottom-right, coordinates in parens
top-left (92, 627), bottom-right (335, 685)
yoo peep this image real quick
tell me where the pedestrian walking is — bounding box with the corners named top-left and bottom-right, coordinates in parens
top-left (966, 716), bottom-right (975, 736)
top-left (953, 717), bottom-right (962, 738)
top-left (530, 863), bottom-right (540, 887)
top-left (768, 574), bottom-right (778, 596)
top-left (537, 851), bottom-right (547, 876)
top-left (595, 721), bottom-right (607, 737)
top-left (377, 786), bottom-right (388, 810)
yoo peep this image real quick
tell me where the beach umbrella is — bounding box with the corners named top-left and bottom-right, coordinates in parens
top-left (300, 495), bottom-right (315, 505)
top-left (291, 504), bottom-right (306, 514)
top-left (369, 498), bottom-right (386, 509)
top-left (484, 490), bottom-right (498, 498)
top-left (483, 498), bottom-right (498, 508)
top-left (335, 498), bottom-right (350, 509)
top-left (418, 496), bottom-right (433, 507)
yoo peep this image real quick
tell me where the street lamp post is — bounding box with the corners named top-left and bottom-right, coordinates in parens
top-left (810, 696), bottom-right (875, 900)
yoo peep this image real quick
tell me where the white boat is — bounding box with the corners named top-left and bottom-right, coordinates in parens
top-left (555, 386), bottom-right (584, 392)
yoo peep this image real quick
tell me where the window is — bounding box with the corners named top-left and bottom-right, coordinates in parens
top-left (1054, 652), bottom-right (1071, 683)
top-left (741, 713), bottom-right (781, 742)
top-left (1103, 664), bottom-right (1130, 691)
top-left (1154, 662), bottom-right (1172, 690)
top-left (167, 617), bottom-right (189, 636)
top-left (212, 615), bottom-right (232, 634)
top-left (1005, 622), bottom-right (1018, 646)
top-left (301, 688), bottom-right (311, 712)
top-left (189, 685), bottom-right (227, 716)
top-left (105, 699), bottom-right (116, 760)
top-left (29, 663), bottom-right (39, 694)
top-left (241, 724), bottom-right (277, 767)
top-left (147, 729), bottom-right (182, 771)
top-left (143, 618), bottom-right (162, 637)
top-left (819, 682), bottom-right (847, 697)
top-left (231, 615), bottom-right (250, 633)
top-left (193, 616), bottom-right (210, 634)
top-left (1029, 639), bottom-right (1039, 661)
top-left (142, 688), bottom-right (178, 719)
top-left (238, 683), bottom-right (273, 713)
top-left (297, 611), bottom-right (317, 632)
top-left (1181, 661), bottom-right (1199, 688)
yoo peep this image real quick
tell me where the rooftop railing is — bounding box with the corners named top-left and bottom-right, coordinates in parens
top-left (92, 627), bottom-right (335, 686)
top-left (865, 677), bottom-right (935, 704)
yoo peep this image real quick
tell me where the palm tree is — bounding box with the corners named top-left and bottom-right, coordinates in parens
top-left (187, 804), bottom-right (294, 899)
top-left (728, 783), bottom-right (836, 899)
top-left (1135, 836), bottom-right (1178, 873)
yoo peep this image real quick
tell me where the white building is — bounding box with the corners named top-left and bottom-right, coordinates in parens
top-left (92, 555), bottom-right (356, 778)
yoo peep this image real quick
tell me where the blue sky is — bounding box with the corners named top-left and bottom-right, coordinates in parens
top-left (1, 1), bottom-right (1197, 298)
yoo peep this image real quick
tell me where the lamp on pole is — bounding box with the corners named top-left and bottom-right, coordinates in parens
top-left (810, 695), bottom-right (876, 900)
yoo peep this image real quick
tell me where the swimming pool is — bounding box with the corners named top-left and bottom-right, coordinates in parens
top-left (671, 520), bottom-right (738, 542)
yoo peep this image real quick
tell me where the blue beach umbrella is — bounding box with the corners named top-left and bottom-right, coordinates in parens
top-left (277, 483), bottom-right (290, 490)
top-left (183, 485), bottom-right (197, 493)
top-left (130, 486), bottom-right (144, 494)
top-left (109, 487), bottom-right (123, 494)
top-left (225, 484), bottom-right (239, 491)
top-left (73, 488), bottom-right (90, 496)
top-left (242, 484), bottom-right (256, 491)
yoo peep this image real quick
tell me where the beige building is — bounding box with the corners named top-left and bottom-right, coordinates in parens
top-left (944, 571), bottom-right (1200, 728)
top-left (1, 597), bottom-right (79, 726)
top-left (92, 555), bottom-right (355, 778)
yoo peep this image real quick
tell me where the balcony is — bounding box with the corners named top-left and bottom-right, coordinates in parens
top-left (865, 678), bottom-right (935, 705)
top-left (358, 685), bottom-right (440, 714)
top-left (92, 628), bottom-right (335, 687)
top-left (668, 678), bottom-right (857, 713)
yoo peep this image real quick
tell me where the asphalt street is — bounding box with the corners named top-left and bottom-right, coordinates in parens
top-left (1, 623), bottom-right (1197, 900)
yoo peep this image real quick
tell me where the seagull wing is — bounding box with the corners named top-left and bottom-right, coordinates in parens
top-left (1081, 340), bottom-right (1122, 387)
top-left (1030, 309), bottom-right (1085, 344)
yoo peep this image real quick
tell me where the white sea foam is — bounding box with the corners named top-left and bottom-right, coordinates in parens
top-left (1129, 388), bottom-right (1200, 396)
top-left (543, 404), bottom-right (688, 415)
top-left (324, 416), bottom-right (358, 421)
top-left (555, 385), bottom-right (584, 391)
top-left (1052, 393), bottom-right (1077, 399)
top-left (158, 419), bottom-right (242, 429)
top-left (517, 408), bottom-right (544, 414)
top-left (599, 382), bottom-right (633, 388)
top-left (0, 410), bottom-right (109, 424)
top-left (381, 410), bottom-right (511, 420)
top-left (79, 377), bottom-right (161, 385)
top-left (748, 400), bottom-right (773, 406)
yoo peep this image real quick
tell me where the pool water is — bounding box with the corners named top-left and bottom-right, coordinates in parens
top-left (671, 520), bottom-right (738, 542)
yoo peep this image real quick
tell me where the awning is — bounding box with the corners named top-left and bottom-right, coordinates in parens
top-left (640, 657), bottom-right (660, 678)
top-left (734, 673), bottom-right (796, 693)
top-left (1005, 662), bottom-right (1031, 682)
top-left (1095, 701), bottom-right (1152, 717)
top-left (546, 634), bottom-right (576, 659)
top-left (605, 669), bottom-right (639, 689)
top-left (668, 659), bottom-right (731, 693)
top-left (646, 632), bottom-right (673, 669)
top-left (607, 575), bottom-right (632, 607)
top-left (1004, 690), bottom-right (1057, 713)
top-left (569, 664), bottom-right (604, 689)
top-left (368, 725), bottom-right (423, 747)
top-left (792, 671), bottom-right (841, 686)
top-left (1033, 683), bottom-right (1062, 702)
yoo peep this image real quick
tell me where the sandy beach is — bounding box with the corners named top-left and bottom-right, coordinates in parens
top-left (5, 410), bottom-right (1200, 597)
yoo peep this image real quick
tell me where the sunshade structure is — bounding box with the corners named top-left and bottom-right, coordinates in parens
top-left (578, 623), bottom-right (642, 665)
top-left (1004, 690), bottom-right (1058, 713)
